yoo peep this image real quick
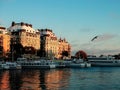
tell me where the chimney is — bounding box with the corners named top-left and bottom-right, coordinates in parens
top-left (21, 22), bottom-right (24, 26)
top-left (11, 21), bottom-right (15, 26)
top-left (25, 23), bottom-right (28, 27)
top-left (29, 24), bottom-right (32, 28)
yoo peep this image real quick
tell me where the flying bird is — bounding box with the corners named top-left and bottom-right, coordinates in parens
top-left (91, 36), bottom-right (98, 41)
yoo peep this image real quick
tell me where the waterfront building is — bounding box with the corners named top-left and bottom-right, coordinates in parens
top-left (39, 29), bottom-right (58, 59)
top-left (39, 29), bottom-right (71, 59)
top-left (8, 22), bottom-right (40, 50)
top-left (0, 26), bottom-right (10, 58)
top-left (58, 38), bottom-right (71, 59)
top-left (7, 22), bottom-right (40, 59)
top-left (7, 21), bottom-right (71, 59)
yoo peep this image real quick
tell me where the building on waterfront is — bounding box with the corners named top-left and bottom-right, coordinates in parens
top-left (0, 26), bottom-right (10, 58)
top-left (1, 21), bottom-right (71, 60)
top-left (39, 29), bottom-right (71, 59)
top-left (39, 29), bottom-right (58, 59)
top-left (7, 22), bottom-right (40, 59)
top-left (58, 38), bottom-right (71, 59)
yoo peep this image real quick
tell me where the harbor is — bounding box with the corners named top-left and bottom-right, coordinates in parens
top-left (1, 55), bottom-right (120, 70)
top-left (0, 58), bottom-right (91, 70)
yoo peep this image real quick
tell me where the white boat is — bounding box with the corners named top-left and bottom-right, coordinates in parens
top-left (70, 62), bottom-right (91, 68)
top-left (85, 62), bottom-right (91, 67)
top-left (88, 56), bottom-right (120, 67)
top-left (54, 61), bottom-right (69, 68)
top-left (69, 59), bottom-right (91, 68)
top-left (17, 59), bottom-right (56, 69)
top-left (70, 63), bottom-right (85, 68)
top-left (16, 57), bottom-right (27, 63)
top-left (1, 62), bottom-right (22, 70)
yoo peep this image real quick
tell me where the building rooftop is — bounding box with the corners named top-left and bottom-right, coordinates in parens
top-left (8, 22), bottom-right (39, 33)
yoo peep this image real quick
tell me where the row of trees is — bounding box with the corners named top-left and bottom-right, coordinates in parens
top-left (9, 42), bottom-right (39, 61)
top-left (8, 42), bottom-right (69, 61)
top-left (74, 50), bottom-right (120, 60)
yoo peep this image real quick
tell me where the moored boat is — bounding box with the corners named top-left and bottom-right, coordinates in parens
top-left (19, 60), bottom-right (56, 69)
top-left (88, 56), bottom-right (120, 67)
top-left (70, 62), bottom-right (91, 68)
top-left (1, 62), bottom-right (22, 70)
top-left (69, 59), bottom-right (91, 68)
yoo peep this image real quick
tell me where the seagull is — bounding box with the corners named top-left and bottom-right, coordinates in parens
top-left (91, 36), bottom-right (98, 41)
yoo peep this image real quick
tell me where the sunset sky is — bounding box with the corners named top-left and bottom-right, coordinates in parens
top-left (0, 0), bottom-right (120, 56)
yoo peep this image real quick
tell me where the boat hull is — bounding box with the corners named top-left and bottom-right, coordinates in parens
top-left (1, 62), bottom-right (22, 70)
top-left (91, 63), bottom-right (120, 67)
top-left (21, 65), bottom-right (55, 69)
top-left (69, 63), bottom-right (91, 68)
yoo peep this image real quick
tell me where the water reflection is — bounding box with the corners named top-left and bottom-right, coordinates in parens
top-left (45, 69), bottom-right (70, 89)
top-left (0, 71), bottom-right (10, 90)
top-left (21, 70), bottom-right (41, 90)
top-left (0, 70), bottom-right (22, 90)
top-left (1, 67), bottom-right (120, 90)
top-left (0, 69), bottom-right (70, 90)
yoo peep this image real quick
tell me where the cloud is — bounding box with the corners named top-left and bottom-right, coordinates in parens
top-left (88, 48), bottom-right (120, 56)
top-left (73, 48), bottom-right (120, 56)
top-left (71, 43), bottom-right (120, 56)
top-left (70, 40), bottom-right (81, 48)
top-left (71, 43), bottom-right (79, 47)
top-left (71, 33), bottom-right (119, 56)
top-left (71, 42), bottom-right (120, 56)
top-left (80, 43), bottom-right (91, 47)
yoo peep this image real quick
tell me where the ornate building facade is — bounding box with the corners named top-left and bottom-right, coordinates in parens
top-left (0, 26), bottom-right (10, 58)
top-left (39, 29), bottom-right (58, 59)
top-left (8, 22), bottom-right (40, 50)
top-left (58, 38), bottom-right (71, 59)
top-left (39, 29), bottom-right (71, 59)
top-left (0, 21), bottom-right (71, 60)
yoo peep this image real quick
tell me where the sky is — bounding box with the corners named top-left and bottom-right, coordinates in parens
top-left (0, 0), bottom-right (120, 56)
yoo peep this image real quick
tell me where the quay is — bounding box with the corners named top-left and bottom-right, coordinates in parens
top-left (0, 58), bottom-right (91, 70)
top-left (1, 56), bottom-right (120, 70)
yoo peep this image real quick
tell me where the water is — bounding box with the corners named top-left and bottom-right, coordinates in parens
top-left (0, 67), bottom-right (120, 90)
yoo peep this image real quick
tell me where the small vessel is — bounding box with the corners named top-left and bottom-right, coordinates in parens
top-left (54, 61), bottom-right (70, 68)
top-left (69, 59), bottom-right (91, 68)
top-left (88, 56), bottom-right (120, 67)
top-left (54, 62), bottom-right (66, 68)
top-left (1, 62), bottom-right (22, 70)
top-left (70, 62), bottom-right (91, 68)
top-left (18, 59), bottom-right (56, 69)
top-left (16, 57), bottom-right (27, 64)
top-left (70, 63), bottom-right (86, 68)
top-left (85, 62), bottom-right (91, 67)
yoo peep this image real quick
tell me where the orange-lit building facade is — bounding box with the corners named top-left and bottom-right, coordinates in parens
top-left (0, 26), bottom-right (10, 58)
top-left (58, 38), bottom-right (71, 59)
top-left (0, 22), bottom-right (71, 59)
top-left (7, 22), bottom-right (40, 50)
top-left (39, 29), bottom-right (71, 59)
top-left (39, 29), bottom-right (58, 59)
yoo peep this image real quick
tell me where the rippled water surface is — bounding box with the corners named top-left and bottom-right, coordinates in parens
top-left (0, 67), bottom-right (120, 90)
